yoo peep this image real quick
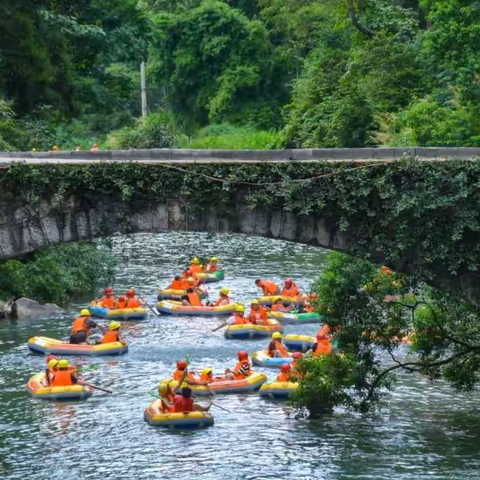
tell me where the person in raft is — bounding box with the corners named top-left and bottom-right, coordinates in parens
top-left (98, 288), bottom-right (116, 309)
top-left (310, 329), bottom-right (333, 356)
top-left (205, 257), bottom-right (219, 272)
top-left (45, 357), bottom-right (58, 386)
top-left (99, 322), bottom-right (124, 344)
top-left (70, 309), bottom-right (106, 344)
top-left (181, 286), bottom-right (203, 307)
top-left (224, 351), bottom-right (251, 380)
top-left (172, 360), bottom-right (195, 381)
top-left (117, 295), bottom-right (127, 309)
top-left (277, 364), bottom-right (292, 382)
top-left (207, 288), bottom-right (230, 307)
top-left (255, 279), bottom-right (280, 296)
top-left (124, 289), bottom-right (142, 308)
top-left (270, 298), bottom-right (293, 313)
top-left (158, 373), bottom-right (211, 413)
top-left (267, 332), bottom-right (290, 358)
top-left (290, 352), bottom-right (304, 379)
top-left (189, 257), bottom-right (203, 274)
top-left (248, 300), bottom-right (269, 325)
top-left (50, 359), bottom-right (78, 387)
top-left (280, 278), bottom-right (301, 297)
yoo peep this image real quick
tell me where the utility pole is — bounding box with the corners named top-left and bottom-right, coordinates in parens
top-left (140, 61), bottom-right (147, 119)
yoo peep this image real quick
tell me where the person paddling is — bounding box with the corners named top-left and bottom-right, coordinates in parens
top-left (267, 332), bottom-right (289, 358)
top-left (207, 288), bottom-right (230, 307)
top-left (70, 310), bottom-right (106, 344)
top-left (50, 359), bottom-right (78, 387)
top-left (224, 351), bottom-right (251, 381)
top-left (248, 300), bottom-right (269, 325)
top-left (255, 279), bottom-right (280, 296)
top-left (100, 322), bottom-right (124, 344)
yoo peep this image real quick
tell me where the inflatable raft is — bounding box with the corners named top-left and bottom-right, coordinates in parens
top-left (157, 300), bottom-right (237, 316)
top-left (258, 296), bottom-right (303, 307)
top-left (208, 372), bottom-right (267, 394)
top-left (157, 289), bottom-right (208, 301)
top-left (89, 305), bottom-right (147, 321)
top-left (268, 311), bottom-right (321, 325)
top-left (225, 319), bottom-right (283, 340)
top-left (252, 349), bottom-right (293, 368)
top-left (259, 381), bottom-right (298, 399)
top-left (28, 336), bottom-right (128, 356)
top-left (195, 271), bottom-right (224, 283)
top-left (284, 334), bottom-right (315, 352)
top-left (144, 400), bottom-right (214, 429)
top-left (26, 372), bottom-right (92, 401)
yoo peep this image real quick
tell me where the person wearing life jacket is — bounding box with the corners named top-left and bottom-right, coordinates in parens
top-left (181, 268), bottom-right (194, 280)
top-left (189, 257), bottom-right (203, 274)
top-left (125, 289), bottom-right (141, 308)
top-left (173, 386), bottom-right (211, 413)
top-left (255, 279), bottom-right (280, 296)
top-left (50, 359), bottom-right (78, 387)
top-left (280, 278), bottom-right (300, 297)
top-left (70, 310), bottom-right (103, 344)
top-left (99, 288), bottom-right (116, 309)
top-left (277, 364), bottom-right (292, 382)
top-left (100, 322), bottom-right (123, 344)
top-left (169, 276), bottom-right (184, 290)
top-left (158, 381), bottom-right (178, 413)
top-left (172, 360), bottom-right (188, 381)
top-left (205, 257), bottom-right (219, 273)
top-left (267, 332), bottom-right (289, 358)
top-left (271, 298), bottom-right (293, 313)
top-left (303, 293), bottom-right (318, 313)
top-left (316, 324), bottom-right (331, 340)
top-left (226, 305), bottom-right (249, 325)
top-left (211, 288), bottom-right (230, 307)
top-left (290, 352), bottom-right (304, 379)
top-left (312, 331), bottom-right (333, 356)
top-left (45, 359), bottom-right (58, 386)
top-left (248, 300), bottom-right (269, 325)
top-left (199, 368), bottom-right (214, 384)
top-left (182, 288), bottom-right (203, 307)
top-left (117, 295), bottom-right (127, 309)
top-left (224, 351), bottom-right (251, 380)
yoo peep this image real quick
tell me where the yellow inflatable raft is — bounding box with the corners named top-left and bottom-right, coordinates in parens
top-left (208, 372), bottom-right (267, 394)
top-left (89, 305), bottom-right (147, 321)
top-left (252, 349), bottom-right (292, 368)
top-left (28, 336), bottom-right (128, 356)
top-left (284, 334), bottom-right (315, 352)
top-left (225, 319), bottom-right (283, 340)
top-left (157, 289), bottom-right (208, 301)
top-left (258, 296), bottom-right (303, 307)
top-left (26, 372), bottom-right (92, 400)
top-left (157, 300), bottom-right (238, 316)
top-left (259, 381), bottom-right (298, 399)
top-left (144, 400), bottom-right (214, 428)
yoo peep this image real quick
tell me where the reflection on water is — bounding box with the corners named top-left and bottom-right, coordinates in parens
top-left (0, 232), bottom-right (479, 480)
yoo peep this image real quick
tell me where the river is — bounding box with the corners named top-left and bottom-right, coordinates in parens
top-left (1, 232), bottom-right (479, 480)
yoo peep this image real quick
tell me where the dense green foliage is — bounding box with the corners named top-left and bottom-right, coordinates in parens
top-left (2, 1), bottom-right (480, 149)
top-left (0, 242), bottom-right (116, 306)
top-left (291, 252), bottom-right (480, 417)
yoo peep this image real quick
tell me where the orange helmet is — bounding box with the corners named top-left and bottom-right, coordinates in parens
top-left (310, 293), bottom-right (318, 299)
top-left (118, 295), bottom-right (126, 301)
top-left (238, 351), bottom-right (248, 360)
top-left (185, 269), bottom-right (193, 276)
top-left (177, 360), bottom-right (187, 370)
top-left (292, 352), bottom-right (302, 359)
top-left (285, 278), bottom-right (292, 286)
top-left (281, 364), bottom-right (291, 373)
top-left (46, 354), bottom-right (58, 364)
top-left (126, 289), bottom-right (135, 297)
top-left (105, 288), bottom-right (113, 295)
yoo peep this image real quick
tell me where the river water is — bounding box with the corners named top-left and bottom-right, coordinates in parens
top-left (1, 232), bottom-right (479, 480)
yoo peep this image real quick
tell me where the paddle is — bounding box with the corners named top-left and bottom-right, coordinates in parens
top-left (80, 381), bottom-right (113, 394)
top-left (212, 321), bottom-right (228, 332)
top-left (139, 295), bottom-right (161, 317)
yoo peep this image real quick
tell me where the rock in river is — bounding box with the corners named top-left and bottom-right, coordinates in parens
top-left (13, 297), bottom-right (62, 319)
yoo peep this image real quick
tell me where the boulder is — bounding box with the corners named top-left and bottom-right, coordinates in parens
top-left (13, 297), bottom-right (62, 319)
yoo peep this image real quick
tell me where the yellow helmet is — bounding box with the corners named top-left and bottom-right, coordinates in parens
top-left (210, 257), bottom-right (219, 262)
top-left (220, 288), bottom-right (230, 295)
top-left (191, 257), bottom-right (200, 264)
top-left (251, 300), bottom-right (259, 305)
top-left (202, 368), bottom-right (213, 375)
top-left (47, 359), bottom-right (58, 369)
top-left (109, 321), bottom-right (121, 331)
top-left (235, 304), bottom-right (245, 312)
top-left (158, 382), bottom-right (169, 397)
top-left (58, 359), bottom-right (70, 369)
top-left (272, 332), bottom-right (282, 339)
top-left (80, 309), bottom-right (91, 316)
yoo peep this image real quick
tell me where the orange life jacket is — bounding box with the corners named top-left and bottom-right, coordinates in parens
top-left (117, 300), bottom-right (127, 309)
top-left (317, 324), bottom-right (331, 338)
top-left (313, 339), bottom-right (333, 356)
top-left (233, 314), bottom-right (248, 325)
top-left (234, 360), bottom-right (251, 380)
top-left (259, 280), bottom-right (280, 296)
top-left (249, 306), bottom-right (268, 325)
top-left (126, 297), bottom-right (140, 308)
top-left (71, 316), bottom-right (91, 336)
top-left (173, 369), bottom-right (185, 381)
top-left (268, 340), bottom-right (289, 358)
top-left (277, 372), bottom-right (289, 382)
top-left (169, 279), bottom-right (184, 290)
top-left (304, 305), bottom-right (314, 312)
top-left (215, 296), bottom-right (230, 306)
top-left (100, 296), bottom-right (116, 309)
top-left (51, 369), bottom-right (75, 387)
top-left (101, 330), bottom-right (119, 344)
top-left (271, 304), bottom-right (287, 312)
top-left (200, 373), bottom-right (213, 383)
top-left (187, 292), bottom-right (202, 306)
top-left (190, 264), bottom-right (203, 273)
top-left (280, 285), bottom-right (300, 297)
top-left (173, 395), bottom-right (194, 412)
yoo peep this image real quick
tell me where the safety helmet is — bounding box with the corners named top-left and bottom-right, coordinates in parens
top-left (58, 359), bottom-right (69, 369)
top-left (292, 352), bottom-right (302, 359)
top-left (280, 364), bottom-right (291, 373)
top-left (285, 278), bottom-right (293, 286)
top-left (185, 269), bottom-right (193, 276)
top-left (158, 382), bottom-right (169, 397)
top-left (272, 332), bottom-right (282, 339)
top-left (177, 360), bottom-right (187, 370)
top-left (235, 304), bottom-right (245, 313)
top-left (251, 300), bottom-right (259, 305)
top-left (105, 288), bottom-right (113, 295)
top-left (191, 257), bottom-right (200, 264)
top-left (187, 277), bottom-right (195, 284)
top-left (210, 257), bottom-right (218, 262)
top-left (46, 354), bottom-right (58, 364)
top-left (47, 359), bottom-right (58, 369)
top-left (202, 368), bottom-right (213, 376)
top-left (310, 293), bottom-right (318, 299)
top-left (126, 289), bottom-right (135, 297)
top-left (118, 295), bottom-right (126, 301)
top-left (80, 309), bottom-right (91, 316)
top-left (237, 351), bottom-right (248, 360)
top-left (220, 288), bottom-right (229, 295)
top-left (109, 321), bottom-right (121, 331)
